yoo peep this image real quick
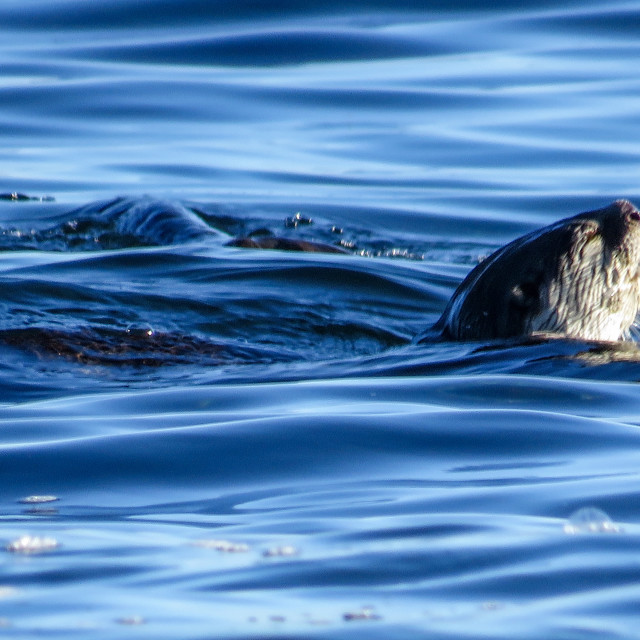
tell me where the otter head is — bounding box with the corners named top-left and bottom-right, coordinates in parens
top-left (438, 200), bottom-right (640, 342)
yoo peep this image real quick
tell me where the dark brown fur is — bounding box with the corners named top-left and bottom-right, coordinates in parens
top-left (434, 200), bottom-right (640, 342)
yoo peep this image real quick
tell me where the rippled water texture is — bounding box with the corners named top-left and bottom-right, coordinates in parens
top-left (2, 2), bottom-right (640, 638)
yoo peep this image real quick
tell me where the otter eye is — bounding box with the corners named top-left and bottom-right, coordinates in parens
top-left (510, 282), bottom-right (538, 309)
top-left (629, 209), bottom-right (640, 222)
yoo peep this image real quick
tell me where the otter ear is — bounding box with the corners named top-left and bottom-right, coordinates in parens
top-left (510, 281), bottom-right (539, 309)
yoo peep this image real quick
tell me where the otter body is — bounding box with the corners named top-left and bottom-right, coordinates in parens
top-left (434, 200), bottom-right (640, 342)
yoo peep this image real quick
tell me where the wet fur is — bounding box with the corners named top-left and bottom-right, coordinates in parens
top-left (433, 200), bottom-right (640, 342)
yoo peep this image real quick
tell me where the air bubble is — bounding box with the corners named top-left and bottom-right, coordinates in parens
top-left (19, 495), bottom-right (58, 504)
top-left (125, 324), bottom-right (154, 338)
top-left (262, 545), bottom-right (299, 558)
top-left (564, 507), bottom-right (621, 534)
top-left (343, 606), bottom-right (381, 622)
top-left (191, 539), bottom-right (250, 553)
top-left (6, 535), bottom-right (60, 554)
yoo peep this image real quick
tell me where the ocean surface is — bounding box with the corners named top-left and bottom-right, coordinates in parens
top-left (1, 1), bottom-right (640, 638)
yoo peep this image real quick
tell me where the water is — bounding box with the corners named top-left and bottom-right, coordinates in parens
top-left (1, 1), bottom-right (640, 637)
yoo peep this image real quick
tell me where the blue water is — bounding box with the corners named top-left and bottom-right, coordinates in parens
top-left (2, 1), bottom-right (640, 637)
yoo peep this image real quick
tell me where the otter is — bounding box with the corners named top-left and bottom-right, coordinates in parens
top-left (431, 200), bottom-right (640, 342)
top-left (5, 196), bottom-right (640, 359)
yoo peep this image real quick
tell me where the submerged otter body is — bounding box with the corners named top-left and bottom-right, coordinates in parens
top-left (434, 200), bottom-right (640, 342)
